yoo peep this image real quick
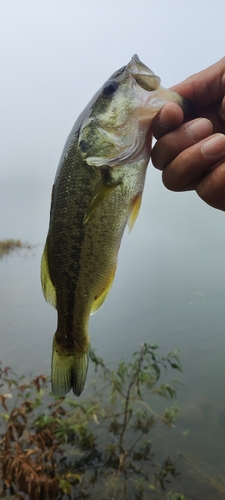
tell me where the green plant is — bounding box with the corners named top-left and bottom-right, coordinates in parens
top-left (0, 344), bottom-right (183, 499)
top-left (0, 239), bottom-right (32, 258)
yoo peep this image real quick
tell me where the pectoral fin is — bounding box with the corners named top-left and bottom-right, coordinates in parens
top-left (41, 242), bottom-right (57, 308)
top-left (91, 265), bottom-right (117, 315)
top-left (127, 192), bottom-right (142, 233)
top-left (83, 173), bottom-right (121, 224)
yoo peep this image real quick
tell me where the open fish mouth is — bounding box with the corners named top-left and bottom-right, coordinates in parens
top-left (128, 54), bottom-right (162, 91)
top-left (129, 54), bottom-right (194, 115)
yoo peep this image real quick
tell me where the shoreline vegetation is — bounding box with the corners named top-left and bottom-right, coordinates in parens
top-left (0, 344), bottom-right (186, 500)
top-left (1, 345), bottom-right (223, 499)
top-left (0, 239), bottom-right (33, 258)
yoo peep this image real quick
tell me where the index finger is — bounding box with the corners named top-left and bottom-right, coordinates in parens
top-left (170, 57), bottom-right (225, 107)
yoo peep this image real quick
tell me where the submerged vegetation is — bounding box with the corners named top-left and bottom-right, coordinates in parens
top-left (0, 343), bottom-right (185, 500)
top-left (0, 239), bottom-right (33, 258)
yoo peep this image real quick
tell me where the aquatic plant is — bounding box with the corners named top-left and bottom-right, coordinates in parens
top-left (0, 343), bottom-right (184, 499)
top-left (0, 239), bottom-right (32, 258)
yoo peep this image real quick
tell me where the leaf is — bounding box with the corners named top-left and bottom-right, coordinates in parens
top-left (152, 363), bottom-right (161, 381)
top-left (0, 395), bottom-right (8, 411)
top-left (0, 412), bottom-right (9, 420)
top-left (6, 378), bottom-right (18, 387)
top-left (59, 478), bottom-right (72, 495)
top-left (169, 362), bottom-right (182, 372)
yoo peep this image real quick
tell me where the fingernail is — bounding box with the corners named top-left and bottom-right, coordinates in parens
top-left (201, 134), bottom-right (225, 158)
top-left (186, 118), bottom-right (212, 142)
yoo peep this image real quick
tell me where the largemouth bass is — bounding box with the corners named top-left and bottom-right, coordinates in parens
top-left (41, 55), bottom-right (191, 397)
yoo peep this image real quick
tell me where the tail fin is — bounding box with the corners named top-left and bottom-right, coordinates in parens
top-left (51, 334), bottom-right (89, 397)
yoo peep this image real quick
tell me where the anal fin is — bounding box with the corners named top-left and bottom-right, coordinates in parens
top-left (41, 242), bottom-right (57, 308)
top-left (91, 264), bottom-right (117, 315)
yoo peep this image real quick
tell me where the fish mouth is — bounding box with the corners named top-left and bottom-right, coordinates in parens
top-left (128, 54), bottom-right (194, 116)
top-left (128, 54), bottom-right (161, 92)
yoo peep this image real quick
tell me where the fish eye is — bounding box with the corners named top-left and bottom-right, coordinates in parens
top-left (79, 139), bottom-right (89, 153)
top-left (102, 80), bottom-right (119, 97)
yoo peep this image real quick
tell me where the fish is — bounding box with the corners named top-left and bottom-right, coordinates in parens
top-left (41, 54), bottom-right (192, 397)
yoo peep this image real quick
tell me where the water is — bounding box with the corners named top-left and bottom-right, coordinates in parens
top-left (1, 170), bottom-right (225, 497)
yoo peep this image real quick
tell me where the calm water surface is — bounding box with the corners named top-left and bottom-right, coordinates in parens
top-left (1, 186), bottom-right (225, 497)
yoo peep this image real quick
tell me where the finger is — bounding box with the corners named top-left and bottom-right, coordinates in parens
top-left (162, 133), bottom-right (225, 192)
top-left (216, 72), bottom-right (225, 129)
top-left (196, 161), bottom-right (225, 210)
top-left (218, 92), bottom-right (225, 124)
top-left (151, 102), bottom-right (184, 140)
top-left (151, 118), bottom-right (213, 171)
top-left (170, 57), bottom-right (225, 107)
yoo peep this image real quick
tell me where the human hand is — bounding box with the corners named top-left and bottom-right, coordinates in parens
top-left (151, 57), bottom-right (225, 210)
